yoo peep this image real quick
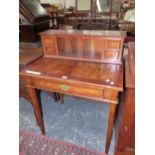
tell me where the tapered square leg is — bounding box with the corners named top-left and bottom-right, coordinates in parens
top-left (105, 103), bottom-right (117, 153)
top-left (26, 87), bottom-right (45, 134)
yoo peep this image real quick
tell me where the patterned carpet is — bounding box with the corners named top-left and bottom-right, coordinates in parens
top-left (20, 129), bottom-right (106, 155)
top-left (19, 91), bottom-right (115, 155)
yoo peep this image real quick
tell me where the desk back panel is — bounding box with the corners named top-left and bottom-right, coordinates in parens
top-left (40, 30), bottom-right (125, 64)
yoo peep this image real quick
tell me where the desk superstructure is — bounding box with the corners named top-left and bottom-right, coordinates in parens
top-left (40, 30), bottom-right (125, 64)
top-left (20, 30), bottom-right (126, 153)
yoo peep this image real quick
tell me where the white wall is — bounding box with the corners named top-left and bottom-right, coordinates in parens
top-left (40, 0), bottom-right (76, 8)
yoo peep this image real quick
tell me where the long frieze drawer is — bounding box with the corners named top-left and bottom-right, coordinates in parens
top-left (28, 78), bottom-right (104, 99)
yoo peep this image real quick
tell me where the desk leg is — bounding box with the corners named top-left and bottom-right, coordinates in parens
top-left (105, 103), bottom-right (117, 153)
top-left (27, 87), bottom-right (45, 135)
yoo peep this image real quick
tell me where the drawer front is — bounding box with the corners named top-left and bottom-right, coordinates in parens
top-left (29, 78), bottom-right (104, 99)
top-left (104, 50), bottom-right (119, 59)
top-left (42, 36), bottom-right (58, 55)
top-left (44, 46), bottom-right (58, 55)
top-left (42, 36), bottom-right (56, 46)
top-left (104, 39), bottom-right (121, 49)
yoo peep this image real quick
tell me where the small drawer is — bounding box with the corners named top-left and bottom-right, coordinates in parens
top-left (104, 39), bottom-right (121, 49)
top-left (44, 46), bottom-right (57, 55)
top-left (42, 36), bottom-right (56, 46)
top-left (103, 50), bottom-right (119, 59)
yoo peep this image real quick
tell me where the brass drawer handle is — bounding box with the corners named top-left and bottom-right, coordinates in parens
top-left (60, 84), bottom-right (70, 91)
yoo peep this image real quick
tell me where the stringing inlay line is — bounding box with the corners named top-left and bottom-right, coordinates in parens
top-left (25, 70), bottom-right (41, 75)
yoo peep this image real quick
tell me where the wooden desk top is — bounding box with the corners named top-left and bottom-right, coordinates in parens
top-left (20, 57), bottom-right (123, 91)
top-left (40, 29), bottom-right (126, 38)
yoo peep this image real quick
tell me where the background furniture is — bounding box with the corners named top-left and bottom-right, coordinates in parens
top-left (114, 42), bottom-right (135, 155)
top-left (64, 0), bottom-right (121, 30)
top-left (19, 0), bottom-right (49, 44)
top-left (118, 1), bottom-right (135, 43)
top-left (41, 3), bottom-right (60, 29)
top-left (65, 15), bottom-right (119, 30)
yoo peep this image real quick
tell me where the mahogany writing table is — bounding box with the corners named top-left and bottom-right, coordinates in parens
top-left (20, 30), bottom-right (125, 153)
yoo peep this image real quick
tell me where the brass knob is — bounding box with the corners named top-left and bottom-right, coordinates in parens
top-left (60, 84), bottom-right (70, 91)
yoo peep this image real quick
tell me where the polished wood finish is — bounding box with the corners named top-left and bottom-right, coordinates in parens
top-left (19, 79), bottom-right (31, 101)
top-left (115, 42), bottom-right (135, 155)
top-left (20, 57), bottom-right (123, 101)
top-left (20, 30), bottom-right (125, 154)
top-left (40, 30), bottom-right (125, 64)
